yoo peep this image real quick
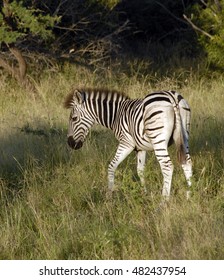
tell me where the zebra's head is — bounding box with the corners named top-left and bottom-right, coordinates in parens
top-left (64, 89), bottom-right (93, 150)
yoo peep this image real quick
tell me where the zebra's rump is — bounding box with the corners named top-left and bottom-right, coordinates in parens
top-left (143, 90), bottom-right (180, 107)
top-left (142, 90), bottom-right (177, 128)
top-left (140, 90), bottom-right (182, 148)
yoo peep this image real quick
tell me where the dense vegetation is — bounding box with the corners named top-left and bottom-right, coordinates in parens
top-left (1, 0), bottom-right (223, 88)
top-left (0, 0), bottom-right (224, 260)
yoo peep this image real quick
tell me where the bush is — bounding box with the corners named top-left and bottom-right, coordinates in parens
top-left (185, 0), bottom-right (224, 68)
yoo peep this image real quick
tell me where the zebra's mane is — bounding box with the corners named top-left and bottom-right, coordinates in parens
top-left (64, 87), bottom-right (130, 108)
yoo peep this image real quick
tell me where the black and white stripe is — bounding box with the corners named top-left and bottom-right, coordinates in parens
top-left (64, 88), bottom-right (192, 199)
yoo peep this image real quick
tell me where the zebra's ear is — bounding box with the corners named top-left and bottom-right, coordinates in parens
top-left (64, 89), bottom-right (84, 109)
top-left (74, 89), bottom-right (84, 104)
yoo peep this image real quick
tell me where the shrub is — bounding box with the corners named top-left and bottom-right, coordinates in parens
top-left (185, 0), bottom-right (224, 68)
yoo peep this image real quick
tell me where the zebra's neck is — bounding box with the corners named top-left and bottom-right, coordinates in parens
top-left (84, 89), bottom-right (130, 129)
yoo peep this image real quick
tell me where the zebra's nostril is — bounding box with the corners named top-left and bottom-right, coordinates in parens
top-left (67, 136), bottom-right (83, 150)
top-left (67, 136), bottom-right (76, 148)
top-left (74, 140), bottom-right (83, 150)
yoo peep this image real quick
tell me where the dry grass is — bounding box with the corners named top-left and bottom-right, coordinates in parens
top-left (0, 62), bottom-right (224, 260)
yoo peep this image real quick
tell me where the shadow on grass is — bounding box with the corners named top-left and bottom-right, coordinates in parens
top-left (0, 122), bottom-right (65, 172)
top-left (0, 122), bottom-right (116, 200)
top-left (1, 114), bottom-right (223, 202)
top-left (0, 121), bottom-right (69, 199)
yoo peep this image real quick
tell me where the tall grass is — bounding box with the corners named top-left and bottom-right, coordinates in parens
top-left (0, 60), bottom-right (224, 260)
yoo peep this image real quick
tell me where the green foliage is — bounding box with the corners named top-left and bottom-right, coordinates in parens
top-left (0, 12), bottom-right (20, 44)
top-left (0, 0), bottom-right (60, 45)
top-left (189, 0), bottom-right (224, 67)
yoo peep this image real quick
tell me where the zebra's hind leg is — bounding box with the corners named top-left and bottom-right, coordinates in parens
top-left (159, 156), bottom-right (174, 200)
top-left (137, 150), bottom-right (147, 192)
top-left (153, 146), bottom-right (174, 200)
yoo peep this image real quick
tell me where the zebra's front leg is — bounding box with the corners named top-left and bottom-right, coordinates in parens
top-left (108, 144), bottom-right (134, 191)
top-left (137, 150), bottom-right (147, 192)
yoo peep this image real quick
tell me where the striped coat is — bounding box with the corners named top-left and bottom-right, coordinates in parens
top-left (64, 88), bottom-right (192, 199)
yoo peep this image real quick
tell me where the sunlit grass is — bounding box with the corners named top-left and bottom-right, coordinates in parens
top-left (0, 62), bottom-right (224, 259)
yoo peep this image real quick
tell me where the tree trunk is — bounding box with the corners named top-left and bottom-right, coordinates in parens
top-left (0, 46), bottom-right (36, 95)
top-left (9, 46), bottom-right (27, 83)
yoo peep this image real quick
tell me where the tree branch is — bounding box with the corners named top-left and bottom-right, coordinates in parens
top-left (183, 14), bottom-right (213, 39)
top-left (0, 48), bottom-right (36, 94)
top-left (156, 1), bottom-right (189, 26)
top-left (8, 46), bottom-right (27, 81)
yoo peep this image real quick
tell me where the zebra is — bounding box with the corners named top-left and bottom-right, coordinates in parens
top-left (64, 88), bottom-right (192, 200)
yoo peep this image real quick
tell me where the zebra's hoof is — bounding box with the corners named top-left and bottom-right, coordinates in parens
top-left (106, 189), bottom-right (114, 200)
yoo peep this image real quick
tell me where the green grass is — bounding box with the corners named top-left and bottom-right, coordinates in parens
top-left (0, 61), bottom-right (224, 260)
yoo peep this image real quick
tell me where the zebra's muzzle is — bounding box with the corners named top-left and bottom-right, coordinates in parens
top-left (67, 136), bottom-right (83, 150)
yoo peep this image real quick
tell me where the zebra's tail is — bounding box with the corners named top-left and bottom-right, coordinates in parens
top-left (172, 98), bottom-right (187, 165)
